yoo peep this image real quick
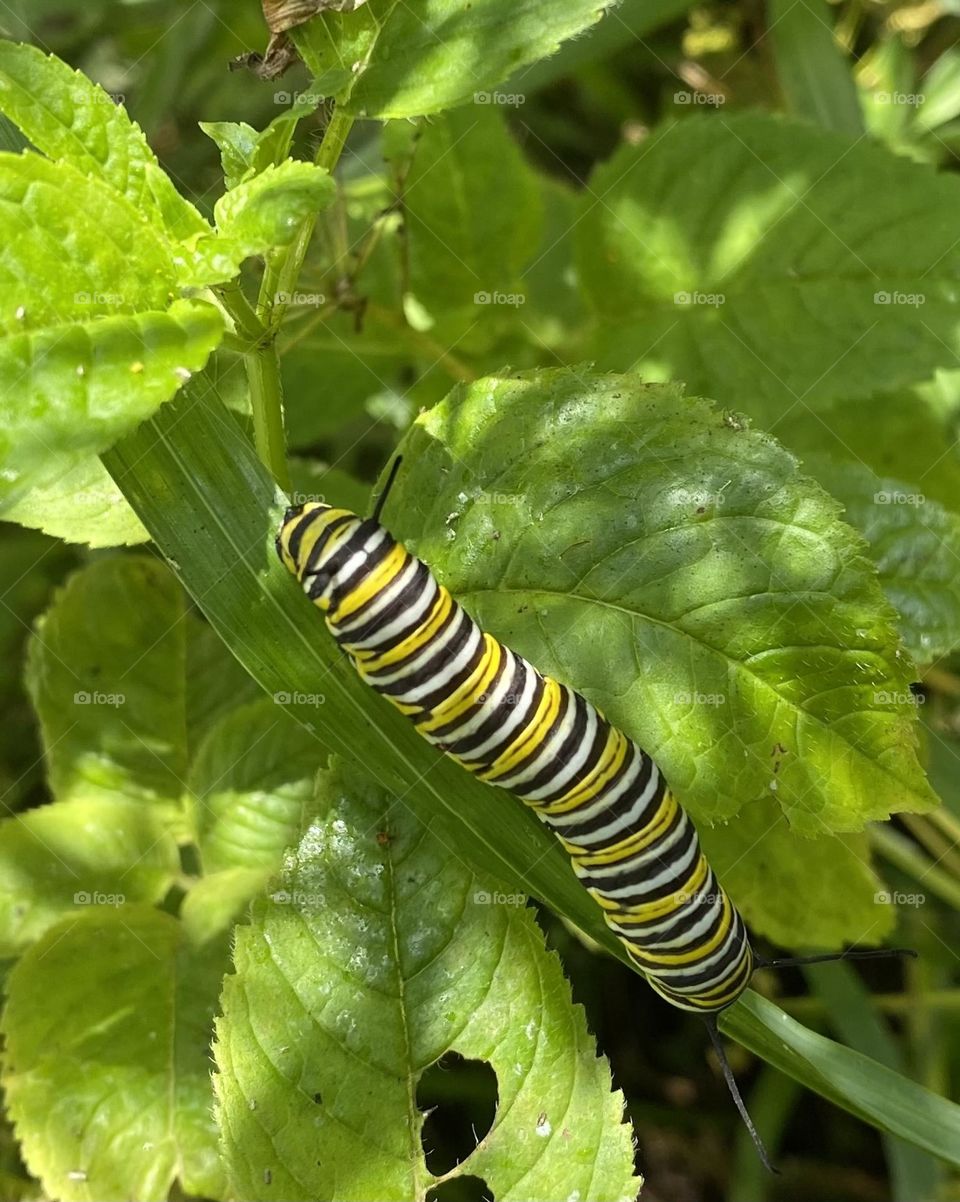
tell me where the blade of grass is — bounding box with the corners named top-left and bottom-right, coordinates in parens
top-left (721, 991), bottom-right (960, 1167)
top-left (768, 0), bottom-right (864, 135)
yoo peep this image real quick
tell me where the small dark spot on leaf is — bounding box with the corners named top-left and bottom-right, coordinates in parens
top-left (264, 1168), bottom-right (272, 1186)
top-left (376, 831), bottom-right (391, 846)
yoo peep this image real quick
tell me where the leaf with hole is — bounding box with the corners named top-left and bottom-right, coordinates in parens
top-left (214, 759), bottom-right (639, 1202)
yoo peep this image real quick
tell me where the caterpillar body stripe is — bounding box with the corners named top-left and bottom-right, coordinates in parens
top-left (276, 498), bottom-right (753, 1013)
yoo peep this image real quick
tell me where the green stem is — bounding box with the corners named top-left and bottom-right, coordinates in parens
top-left (246, 339), bottom-right (290, 492)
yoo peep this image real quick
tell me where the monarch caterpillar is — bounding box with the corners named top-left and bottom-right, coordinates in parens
top-left (276, 457), bottom-right (911, 1171)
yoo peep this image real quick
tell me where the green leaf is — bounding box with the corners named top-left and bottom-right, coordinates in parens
top-left (387, 367), bottom-right (935, 834)
top-left (2, 908), bottom-right (229, 1201)
top-left (0, 798), bottom-right (180, 957)
top-left (802, 452), bottom-right (960, 663)
top-left (0, 297), bottom-right (223, 509)
top-left (214, 760), bottom-right (639, 1202)
top-left (403, 107), bottom-right (542, 322)
top-left (200, 100), bottom-right (320, 191)
top-left (0, 39), bottom-right (206, 241)
top-left (768, 0), bottom-right (863, 135)
top-left (191, 698), bottom-right (328, 873)
top-left (185, 617), bottom-right (266, 751)
top-left (183, 161), bottom-right (337, 288)
top-left (180, 867), bottom-right (273, 948)
top-left (0, 151), bottom-right (175, 334)
top-left (0, 150), bottom-right (175, 333)
top-left (0, 527), bottom-right (77, 809)
top-left (501, 0), bottom-right (697, 94)
top-left (775, 389), bottom-right (960, 514)
top-left (917, 48), bottom-right (960, 133)
top-left (294, 0), bottom-right (616, 118)
top-left (25, 556), bottom-right (188, 808)
top-left (2, 456), bottom-right (148, 547)
top-left (699, 798), bottom-right (893, 947)
top-left (721, 991), bottom-right (960, 1168)
top-left (575, 114), bottom-right (960, 421)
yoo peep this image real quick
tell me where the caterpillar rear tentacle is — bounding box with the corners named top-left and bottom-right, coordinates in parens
top-left (275, 466), bottom-right (912, 1171)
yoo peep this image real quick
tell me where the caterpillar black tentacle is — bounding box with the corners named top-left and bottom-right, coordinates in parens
top-left (275, 464), bottom-right (911, 1169)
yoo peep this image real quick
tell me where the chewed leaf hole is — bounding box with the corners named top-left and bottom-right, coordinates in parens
top-left (417, 1052), bottom-right (498, 1176)
top-left (426, 1175), bottom-right (495, 1202)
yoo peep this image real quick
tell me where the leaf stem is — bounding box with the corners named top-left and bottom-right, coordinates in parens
top-left (246, 338), bottom-right (290, 492)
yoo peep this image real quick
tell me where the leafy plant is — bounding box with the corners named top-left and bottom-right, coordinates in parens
top-left (1, 3), bottom-right (960, 1200)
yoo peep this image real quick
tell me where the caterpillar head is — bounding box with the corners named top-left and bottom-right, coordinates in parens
top-left (276, 501), bottom-right (368, 612)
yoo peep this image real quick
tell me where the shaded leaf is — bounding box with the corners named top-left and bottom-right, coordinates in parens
top-left (699, 798), bottom-right (892, 948)
top-left (191, 698), bottom-right (328, 873)
top-left (0, 798), bottom-right (180, 957)
top-left (576, 114), bottom-right (960, 422)
top-left (25, 557), bottom-right (188, 808)
top-left (2, 908), bottom-right (229, 1201)
top-left (722, 991), bottom-right (960, 1168)
top-left (803, 452), bottom-right (960, 662)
